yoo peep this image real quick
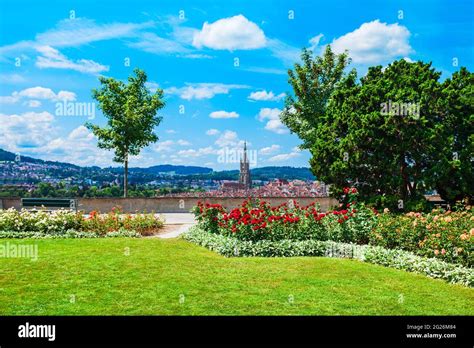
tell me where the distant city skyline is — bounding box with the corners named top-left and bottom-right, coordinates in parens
top-left (0, 0), bottom-right (472, 170)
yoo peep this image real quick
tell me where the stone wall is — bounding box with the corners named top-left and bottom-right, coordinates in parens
top-left (0, 197), bottom-right (338, 213)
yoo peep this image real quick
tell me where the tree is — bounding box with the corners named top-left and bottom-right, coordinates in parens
top-left (427, 67), bottom-right (474, 204)
top-left (280, 45), bottom-right (351, 150)
top-left (282, 47), bottom-right (473, 209)
top-left (86, 68), bottom-right (165, 197)
top-left (319, 60), bottom-right (444, 208)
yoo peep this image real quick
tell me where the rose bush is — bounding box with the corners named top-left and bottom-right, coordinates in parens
top-left (192, 188), bottom-right (473, 266)
top-left (371, 208), bottom-right (473, 267)
top-left (192, 188), bottom-right (377, 243)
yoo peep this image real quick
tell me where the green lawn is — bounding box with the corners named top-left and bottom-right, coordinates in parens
top-left (0, 238), bottom-right (473, 315)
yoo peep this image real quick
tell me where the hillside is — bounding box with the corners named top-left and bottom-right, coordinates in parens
top-left (0, 148), bottom-right (314, 183)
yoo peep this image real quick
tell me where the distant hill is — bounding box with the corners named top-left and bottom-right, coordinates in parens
top-left (131, 164), bottom-right (213, 175)
top-left (179, 166), bottom-right (315, 181)
top-left (0, 148), bottom-right (314, 182)
top-left (0, 148), bottom-right (82, 169)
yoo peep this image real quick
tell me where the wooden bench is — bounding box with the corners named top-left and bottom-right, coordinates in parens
top-left (21, 198), bottom-right (77, 211)
top-left (426, 199), bottom-right (450, 210)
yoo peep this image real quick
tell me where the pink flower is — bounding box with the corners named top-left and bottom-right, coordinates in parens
top-left (434, 249), bottom-right (439, 255)
top-left (441, 249), bottom-right (446, 255)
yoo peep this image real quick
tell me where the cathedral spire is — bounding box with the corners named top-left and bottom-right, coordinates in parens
top-left (239, 141), bottom-right (251, 189)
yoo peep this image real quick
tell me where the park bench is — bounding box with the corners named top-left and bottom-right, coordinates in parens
top-left (21, 198), bottom-right (77, 212)
top-left (426, 199), bottom-right (450, 210)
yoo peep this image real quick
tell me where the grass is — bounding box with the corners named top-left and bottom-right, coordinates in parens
top-left (0, 237), bottom-right (473, 315)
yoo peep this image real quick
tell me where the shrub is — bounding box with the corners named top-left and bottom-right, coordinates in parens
top-left (371, 208), bottom-right (473, 267)
top-left (192, 188), bottom-right (377, 243)
top-left (0, 208), bottom-right (163, 237)
top-left (192, 193), bottom-right (473, 267)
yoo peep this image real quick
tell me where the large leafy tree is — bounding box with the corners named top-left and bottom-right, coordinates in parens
top-left (282, 47), bottom-right (473, 208)
top-left (428, 67), bottom-right (474, 204)
top-left (319, 60), bottom-right (443, 207)
top-left (86, 68), bottom-right (165, 197)
top-left (280, 45), bottom-right (351, 150)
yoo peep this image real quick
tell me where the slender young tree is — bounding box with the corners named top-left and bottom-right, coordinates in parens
top-left (86, 68), bottom-right (165, 197)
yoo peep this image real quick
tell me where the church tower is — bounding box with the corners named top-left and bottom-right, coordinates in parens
top-left (239, 141), bottom-right (251, 189)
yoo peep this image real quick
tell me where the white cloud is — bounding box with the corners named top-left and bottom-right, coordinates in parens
top-left (0, 73), bottom-right (26, 84)
top-left (154, 140), bottom-right (174, 152)
top-left (330, 20), bottom-right (412, 64)
top-left (214, 130), bottom-right (248, 148)
top-left (68, 125), bottom-right (95, 141)
top-left (257, 108), bottom-right (288, 134)
top-left (146, 82), bottom-right (160, 93)
top-left (266, 38), bottom-right (301, 65)
top-left (165, 82), bottom-right (248, 100)
top-left (292, 146), bottom-right (302, 153)
top-left (128, 32), bottom-right (189, 55)
top-left (0, 111), bottom-right (56, 151)
top-left (35, 45), bottom-right (109, 74)
top-left (36, 18), bottom-right (154, 47)
top-left (26, 100), bottom-right (41, 108)
top-left (0, 112), bottom-right (108, 166)
top-left (206, 128), bottom-right (220, 136)
top-left (192, 15), bottom-right (266, 50)
top-left (243, 66), bottom-right (287, 75)
top-left (165, 129), bottom-right (177, 134)
top-left (209, 110), bottom-right (239, 119)
top-left (39, 126), bottom-right (114, 167)
top-left (19, 86), bottom-right (76, 101)
top-left (267, 151), bottom-right (300, 162)
top-left (0, 86), bottom-right (76, 104)
top-left (248, 90), bottom-right (286, 101)
top-left (177, 146), bottom-right (217, 158)
top-left (0, 95), bottom-right (20, 104)
top-left (177, 139), bottom-right (191, 146)
top-left (181, 53), bottom-right (214, 59)
top-left (259, 144), bottom-right (280, 155)
top-left (309, 33), bottom-right (324, 52)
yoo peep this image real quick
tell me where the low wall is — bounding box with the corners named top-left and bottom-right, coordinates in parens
top-left (0, 197), bottom-right (338, 213)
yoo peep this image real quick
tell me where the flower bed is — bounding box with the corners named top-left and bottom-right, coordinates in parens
top-left (192, 189), bottom-right (473, 267)
top-left (183, 226), bottom-right (473, 287)
top-left (192, 188), bottom-right (376, 243)
top-left (0, 208), bottom-right (164, 237)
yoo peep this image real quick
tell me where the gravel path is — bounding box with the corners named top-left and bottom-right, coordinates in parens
top-left (153, 213), bottom-right (196, 239)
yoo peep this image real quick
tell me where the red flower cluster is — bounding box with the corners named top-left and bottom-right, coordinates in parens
top-left (193, 197), bottom-right (363, 241)
top-left (343, 187), bottom-right (358, 194)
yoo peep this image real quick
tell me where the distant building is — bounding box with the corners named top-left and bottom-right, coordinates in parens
top-left (239, 141), bottom-right (251, 189)
top-left (222, 141), bottom-right (252, 191)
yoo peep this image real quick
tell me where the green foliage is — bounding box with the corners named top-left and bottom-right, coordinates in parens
top-left (427, 67), bottom-right (474, 204)
top-left (280, 45), bottom-right (351, 150)
top-left (371, 209), bottom-right (473, 267)
top-left (86, 68), bottom-right (165, 196)
top-left (192, 192), bottom-right (377, 244)
top-left (0, 208), bottom-right (163, 236)
top-left (282, 47), bottom-right (473, 206)
top-left (192, 195), bottom-right (473, 266)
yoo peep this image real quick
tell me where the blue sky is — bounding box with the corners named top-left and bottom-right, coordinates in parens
top-left (0, 0), bottom-right (472, 169)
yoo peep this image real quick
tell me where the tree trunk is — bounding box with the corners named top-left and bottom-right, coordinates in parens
top-left (124, 156), bottom-right (128, 198)
top-left (400, 156), bottom-right (408, 201)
